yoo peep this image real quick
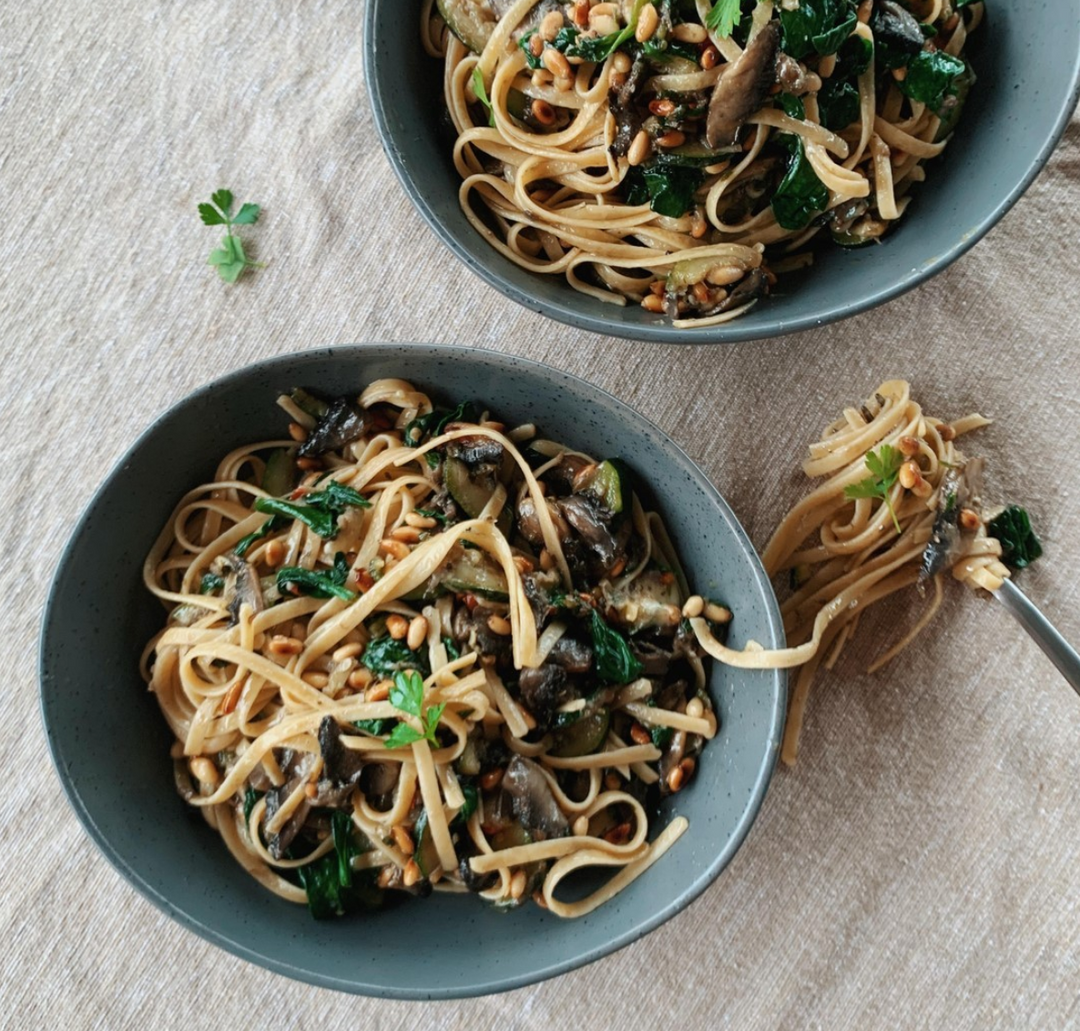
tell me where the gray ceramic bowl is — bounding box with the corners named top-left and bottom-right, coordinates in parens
top-left (40, 344), bottom-right (785, 998)
top-left (365, 3), bottom-right (1080, 344)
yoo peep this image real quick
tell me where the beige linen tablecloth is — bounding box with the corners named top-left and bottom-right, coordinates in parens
top-left (3, 2), bottom-right (1080, 1028)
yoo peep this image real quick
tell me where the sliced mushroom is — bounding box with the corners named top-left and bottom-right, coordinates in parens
top-left (210, 551), bottom-right (264, 626)
top-left (265, 751), bottom-right (319, 859)
top-left (548, 634), bottom-right (593, 674)
top-left (705, 21), bottom-right (780, 149)
top-left (711, 267), bottom-right (769, 315)
top-left (502, 756), bottom-right (570, 840)
top-left (446, 434), bottom-right (504, 467)
top-left (559, 494), bottom-right (621, 567)
top-left (518, 664), bottom-right (576, 720)
top-left (921, 458), bottom-right (985, 581)
top-left (318, 715), bottom-right (365, 786)
top-left (298, 397), bottom-right (375, 458)
top-left (518, 494), bottom-right (571, 546)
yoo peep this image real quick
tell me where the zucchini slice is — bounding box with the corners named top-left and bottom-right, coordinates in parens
top-left (445, 456), bottom-right (497, 518)
top-left (437, 0), bottom-right (497, 53)
top-left (550, 707), bottom-right (610, 758)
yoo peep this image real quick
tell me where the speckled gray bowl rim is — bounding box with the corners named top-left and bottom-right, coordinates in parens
top-left (39, 343), bottom-right (786, 997)
top-left (364, 6), bottom-right (1080, 345)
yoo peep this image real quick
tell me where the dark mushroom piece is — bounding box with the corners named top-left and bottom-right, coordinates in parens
top-left (559, 494), bottom-right (623, 568)
top-left (518, 663), bottom-right (577, 721)
top-left (710, 267), bottom-right (769, 315)
top-left (452, 603), bottom-right (515, 666)
top-left (870, 0), bottom-right (926, 67)
top-left (548, 634), bottom-right (593, 674)
top-left (209, 550), bottom-right (264, 626)
top-left (517, 494), bottom-right (572, 546)
top-left (298, 397), bottom-right (375, 458)
top-left (264, 750), bottom-right (319, 859)
top-left (316, 715), bottom-right (365, 804)
top-left (502, 756), bottom-right (570, 840)
top-left (705, 21), bottom-right (780, 149)
top-left (921, 458), bottom-right (985, 581)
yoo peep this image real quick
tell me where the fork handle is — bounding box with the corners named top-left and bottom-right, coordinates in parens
top-left (993, 578), bottom-right (1080, 697)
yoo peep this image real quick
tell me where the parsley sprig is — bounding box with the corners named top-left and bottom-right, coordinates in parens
top-left (198, 189), bottom-right (264, 283)
top-left (706, 0), bottom-right (743, 38)
top-left (844, 444), bottom-right (904, 534)
top-left (471, 67), bottom-right (495, 127)
top-left (384, 670), bottom-right (446, 750)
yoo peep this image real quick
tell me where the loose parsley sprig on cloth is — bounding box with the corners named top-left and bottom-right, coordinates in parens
top-left (706, 0), bottom-right (743, 38)
top-left (198, 189), bottom-right (264, 283)
top-left (844, 444), bottom-right (904, 534)
top-left (384, 670), bottom-right (446, 749)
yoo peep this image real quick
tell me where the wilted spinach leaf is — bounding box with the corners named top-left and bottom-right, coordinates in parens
top-left (989, 506), bottom-right (1043, 569)
top-left (779, 0), bottom-right (857, 59)
top-left (897, 48), bottom-right (966, 110)
top-left (588, 609), bottom-right (644, 684)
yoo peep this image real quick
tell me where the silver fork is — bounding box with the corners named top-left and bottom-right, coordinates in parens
top-left (992, 579), bottom-right (1080, 696)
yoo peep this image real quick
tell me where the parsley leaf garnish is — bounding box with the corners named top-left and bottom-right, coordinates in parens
top-left (471, 67), bottom-right (495, 127)
top-left (844, 444), bottom-right (904, 534)
top-left (706, 0), bottom-right (743, 38)
top-left (199, 189), bottom-right (264, 283)
top-left (384, 670), bottom-right (446, 749)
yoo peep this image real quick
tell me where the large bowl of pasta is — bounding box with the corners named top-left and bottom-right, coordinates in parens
top-left (366, 0), bottom-right (1080, 343)
top-left (40, 344), bottom-right (785, 997)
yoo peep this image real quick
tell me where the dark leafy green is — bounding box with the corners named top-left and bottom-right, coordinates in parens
top-left (817, 79), bottom-right (861, 130)
top-left (456, 781), bottom-right (479, 824)
top-left (624, 164), bottom-right (704, 218)
top-left (243, 787), bottom-right (263, 825)
top-left (200, 573), bottom-right (225, 595)
top-left (589, 609), bottom-right (644, 684)
top-left (897, 48), bottom-right (967, 110)
top-left (771, 134), bottom-right (828, 231)
top-left (650, 724), bottom-right (674, 749)
top-left (989, 506), bottom-right (1043, 569)
top-left (235, 515), bottom-right (282, 557)
top-left (442, 635), bottom-right (461, 661)
top-left (361, 636), bottom-right (431, 676)
top-left (255, 480), bottom-right (370, 540)
top-left (277, 552), bottom-right (357, 602)
top-left (354, 717), bottom-right (395, 736)
top-left (778, 0), bottom-right (857, 59)
top-left (297, 810), bottom-right (360, 919)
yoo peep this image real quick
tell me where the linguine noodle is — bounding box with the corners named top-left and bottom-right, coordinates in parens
top-left (143, 378), bottom-right (721, 918)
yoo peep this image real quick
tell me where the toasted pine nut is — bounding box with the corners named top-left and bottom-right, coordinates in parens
top-left (612, 51), bottom-right (632, 74)
top-left (296, 456), bottom-right (321, 471)
top-left (604, 772), bottom-right (621, 791)
top-left (302, 671), bottom-right (330, 688)
top-left (304, 783), bottom-right (318, 799)
top-left (367, 679), bottom-right (393, 703)
top-left (627, 128), bottom-right (651, 167)
top-left (898, 435), bottom-right (921, 457)
top-left (589, 11), bottom-right (619, 35)
top-left (571, 0), bottom-right (589, 27)
top-left (386, 614), bottom-right (409, 640)
top-left (355, 568), bottom-right (375, 592)
top-left (377, 865), bottom-right (395, 889)
top-left (704, 602), bottom-right (732, 624)
top-left (380, 538), bottom-right (410, 561)
top-left (543, 47), bottom-right (571, 80)
top-left (682, 595), bottom-right (705, 619)
top-left (529, 33), bottom-right (545, 57)
top-left (405, 511), bottom-right (437, 529)
top-left (898, 461), bottom-right (919, 490)
top-left (348, 667), bottom-right (373, 690)
top-left (610, 70), bottom-right (627, 88)
top-left (912, 478), bottom-right (933, 500)
top-left (572, 815), bottom-right (590, 836)
top-left (686, 698), bottom-right (705, 719)
top-left (333, 642), bottom-right (363, 662)
top-left (700, 44), bottom-right (719, 70)
top-left (636, 2), bottom-right (659, 41)
top-left (629, 723), bottom-right (651, 746)
top-left (189, 757), bottom-right (219, 788)
top-left (959, 508), bottom-right (981, 532)
top-left (407, 615), bottom-right (428, 651)
top-left (269, 635), bottom-right (303, 655)
top-left (479, 767), bottom-right (504, 791)
top-left (391, 525), bottom-right (422, 543)
top-left (938, 424), bottom-right (956, 442)
top-left (657, 130), bottom-right (686, 148)
top-left (539, 548), bottom-right (555, 571)
top-left (264, 538), bottom-right (284, 567)
top-left (671, 22), bottom-right (706, 43)
top-left (649, 98), bottom-right (675, 117)
top-left (487, 614), bottom-right (512, 636)
top-left (531, 98), bottom-right (557, 126)
top-left (402, 859), bottom-right (421, 887)
top-left (642, 293), bottom-right (665, 313)
top-left (510, 870), bottom-right (528, 900)
top-left (892, 66), bottom-right (908, 81)
top-left (649, 279), bottom-right (665, 296)
top-left (706, 265), bottom-right (746, 286)
top-left (692, 281), bottom-right (710, 303)
top-left (539, 9), bottom-right (564, 39)
top-left (392, 825), bottom-right (416, 855)
top-left (689, 210), bottom-right (708, 239)
top-left (603, 821), bottom-right (633, 845)
top-left (287, 422), bottom-right (308, 442)
top-left (667, 764), bottom-right (685, 792)
top-left (554, 74), bottom-right (573, 92)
